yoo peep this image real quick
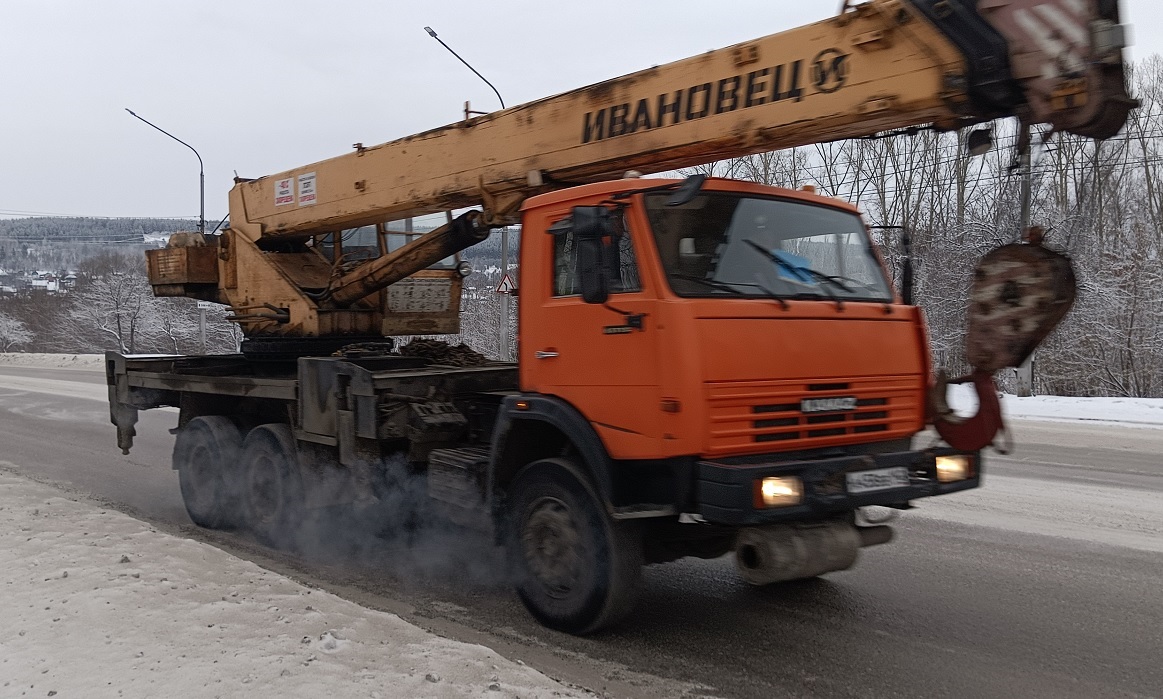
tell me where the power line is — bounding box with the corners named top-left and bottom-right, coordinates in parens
top-left (0, 211), bottom-right (221, 221)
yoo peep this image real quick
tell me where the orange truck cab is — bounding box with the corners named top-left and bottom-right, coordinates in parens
top-left (506, 176), bottom-right (977, 530)
top-left (473, 175), bottom-right (981, 630)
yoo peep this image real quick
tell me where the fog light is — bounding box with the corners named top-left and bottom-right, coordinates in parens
top-left (935, 455), bottom-right (971, 483)
top-left (757, 476), bottom-right (804, 508)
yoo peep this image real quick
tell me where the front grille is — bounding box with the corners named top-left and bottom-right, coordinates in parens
top-left (705, 375), bottom-right (923, 456)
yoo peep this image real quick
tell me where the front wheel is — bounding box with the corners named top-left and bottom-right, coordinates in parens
top-left (506, 458), bottom-right (642, 634)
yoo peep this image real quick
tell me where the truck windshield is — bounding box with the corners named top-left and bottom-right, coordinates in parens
top-left (644, 192), bottom-right (893, 302)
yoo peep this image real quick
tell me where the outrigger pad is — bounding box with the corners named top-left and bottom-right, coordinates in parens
top-left (965, 243), bottom-right (1077, 373)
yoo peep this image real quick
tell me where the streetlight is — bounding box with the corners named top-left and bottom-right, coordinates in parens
top-left (125, 108), bottom-right (205, 235)
top-left (423, 27), bottom-right (505, 110)
top-left (423, 27), bottom-right (512, 360)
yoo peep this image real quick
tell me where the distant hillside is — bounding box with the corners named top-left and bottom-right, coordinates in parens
top-left (0, 217), bottom-right (199, 244)
top-left (0, 216), bottom-right (519, 274)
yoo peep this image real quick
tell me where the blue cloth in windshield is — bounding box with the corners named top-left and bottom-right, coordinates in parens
top-left (772, 249), bottom-right (815, 284)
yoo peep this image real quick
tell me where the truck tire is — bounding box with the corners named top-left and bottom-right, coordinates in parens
top-left (239, 424), bottom-right (306, 549)
top-left (506, 458), bottom-right (643, 634)
top-left (173, 416), bottom-right (243, 530)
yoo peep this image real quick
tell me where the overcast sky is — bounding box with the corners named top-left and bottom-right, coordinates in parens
top-left (2, 1), bottom-right (1158, 222)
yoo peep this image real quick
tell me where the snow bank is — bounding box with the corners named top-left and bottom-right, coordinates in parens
top-left (0, 353), bottom-right (104, 370)
top-left (947, 383), bottom-right (1163, 428)
top-left (0, 471), bottom-right (587, 699)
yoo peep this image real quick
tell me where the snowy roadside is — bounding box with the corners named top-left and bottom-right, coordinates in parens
top-left (946, 382), bottom-right (1163, 428)
top-left (0, 470), bottom-right (588, 699)
top-left (0, 353), bottom-right (105, 371)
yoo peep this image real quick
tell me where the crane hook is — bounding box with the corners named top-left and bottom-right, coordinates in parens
top-left (928, 371), bottom-right (1005, 452)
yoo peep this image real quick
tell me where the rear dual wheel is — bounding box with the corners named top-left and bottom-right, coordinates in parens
top-left (174, 416), bottom-right (244, 530)
top-left (507, 458), bottom-right (643, 635)
top-left (240, 424), bottom-right (306, 549)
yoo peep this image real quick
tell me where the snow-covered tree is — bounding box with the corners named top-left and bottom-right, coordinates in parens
top-left (0, 312), bottom-right (33, 352)
top-left (64, 272), bottom-right (151, 353)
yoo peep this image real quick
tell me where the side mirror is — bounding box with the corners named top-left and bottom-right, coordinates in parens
top-left (576, 237), bottom-right (609, 304)
top-left (571, 206), bottom-right (612, 241)
top-left (571, 206), bottom-right (613, 304)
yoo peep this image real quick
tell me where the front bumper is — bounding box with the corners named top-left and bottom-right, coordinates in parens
top-left (697, 447), bottom-right (980, 526)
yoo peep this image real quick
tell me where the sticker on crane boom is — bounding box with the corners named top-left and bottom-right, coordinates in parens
top-left (274, 178), bottom-right (294, 206)
top-left (297, 172), bottom-right (317, 206)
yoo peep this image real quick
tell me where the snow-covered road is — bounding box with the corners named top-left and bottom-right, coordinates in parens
top-left (1, 354), bottom-right (1161, 698)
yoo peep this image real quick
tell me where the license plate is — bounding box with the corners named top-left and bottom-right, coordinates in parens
top-left (846, 466), bottom-right (910, 494)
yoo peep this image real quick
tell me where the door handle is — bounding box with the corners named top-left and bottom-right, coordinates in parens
top-left (535, 350), bottom-right (559, 359)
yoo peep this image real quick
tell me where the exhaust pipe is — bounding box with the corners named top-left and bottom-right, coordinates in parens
top-left (857, 524), bottom-right (893, 547)
top-left (734, 521), bottom-right (894, 586)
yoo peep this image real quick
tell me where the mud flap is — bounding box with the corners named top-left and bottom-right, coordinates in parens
top-left (111, 403), bottom-right (139, 456)
top-left (930, 242), bottom-right (1076, 450)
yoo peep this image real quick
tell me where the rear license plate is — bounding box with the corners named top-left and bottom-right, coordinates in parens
top-left (846, 466), bottom-right (910, 494)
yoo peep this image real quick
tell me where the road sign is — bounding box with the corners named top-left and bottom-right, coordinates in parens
top-left (495, 274), bottom-right (515, 294)
top-left (196, 301), bottom-right (217, 310)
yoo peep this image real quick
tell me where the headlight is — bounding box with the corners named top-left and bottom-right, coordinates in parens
top-left (935, 455), bottom-right (972, 483)
top-left (757, 476), bottom-right (804, 508)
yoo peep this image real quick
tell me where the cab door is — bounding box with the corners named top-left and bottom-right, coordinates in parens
top-left (520, 205), bottom-right (663, 460)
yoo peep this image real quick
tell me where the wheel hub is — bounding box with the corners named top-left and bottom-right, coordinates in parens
top-left (248, 455), bottom-right (282, 523)
top-left (522, 497), bottom-right (584, 597)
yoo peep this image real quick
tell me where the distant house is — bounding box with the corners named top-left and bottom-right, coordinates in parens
top-left (31, 278), bottom-right (60, 294)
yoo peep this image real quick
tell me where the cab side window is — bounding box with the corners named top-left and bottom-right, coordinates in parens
top-left (552, 212), bottom-right (641, 297)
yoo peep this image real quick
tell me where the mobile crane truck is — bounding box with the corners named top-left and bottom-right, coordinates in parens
top-left (107, 0), bottom-right (1132, 633)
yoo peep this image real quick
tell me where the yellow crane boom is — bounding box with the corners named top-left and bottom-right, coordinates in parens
top-left (150, 0), bottom-right (1132, 340)
top-left (229, 0), bottom-right (1130, 242)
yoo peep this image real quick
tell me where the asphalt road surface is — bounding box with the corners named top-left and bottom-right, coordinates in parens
top-left (1, 364), bottom-right (1159, 699)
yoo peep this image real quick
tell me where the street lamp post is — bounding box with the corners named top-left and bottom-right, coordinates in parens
top-left (423, 27), bottom-right (505, 111)
top-left (125, 108), bottom-right (205, 236)
top-left (423, 27), bottom-right (512, 360)
top-left (127, 108), bottom-right (208, 353)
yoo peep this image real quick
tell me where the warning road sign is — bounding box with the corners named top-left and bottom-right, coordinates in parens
top-left (495, 274), bottom-right (515, 294)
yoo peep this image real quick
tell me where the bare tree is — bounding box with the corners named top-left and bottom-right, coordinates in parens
top-left (0, 312), bottom-right (33, 352)
top-left (65, 272), bottom-right (151, 353)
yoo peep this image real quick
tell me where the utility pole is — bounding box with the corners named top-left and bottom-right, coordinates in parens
top-left (500, 227), bottom-right (510, 361)
top-left (1015, 127), bottom-right (1034, 397)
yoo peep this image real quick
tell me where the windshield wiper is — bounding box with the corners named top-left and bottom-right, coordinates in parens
top-left (672, 273), bottom-right (797, 310)
top-left (742, 239), bottom-right (846, 310)
top-left (750, 276), bottom-right (790, 310)
top-left (669, 273), bottom-right (747, 295)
